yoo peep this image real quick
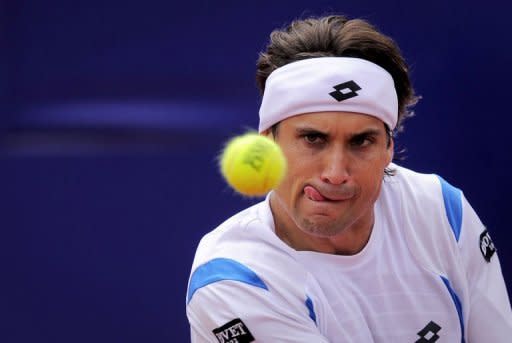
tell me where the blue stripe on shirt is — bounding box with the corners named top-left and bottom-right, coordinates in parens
top-left (187, 257), bottom-right (268, 303)
top-left (441, 275), bottom-right (465, 343)
top-left (436, 175), bottom-right (463, 241)
top-left (305, 295), bottom-right (317, 325)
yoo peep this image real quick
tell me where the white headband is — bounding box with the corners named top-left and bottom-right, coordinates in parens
top-left (258, 57), bottom-right (398, 132)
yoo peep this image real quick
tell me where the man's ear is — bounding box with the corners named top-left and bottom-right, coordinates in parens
top-left (261, 127), bottom-right (277, 141)
top-left (386, 137), bottom-right (394, 165)
top-left (260, 129), bottom-right (271, 137)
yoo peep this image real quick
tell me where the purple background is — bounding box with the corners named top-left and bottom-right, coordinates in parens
top-left (2, 1), bottom-right (511, 341)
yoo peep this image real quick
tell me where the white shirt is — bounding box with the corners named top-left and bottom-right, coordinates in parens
top-left (186, 165), bottom-right (512, 342)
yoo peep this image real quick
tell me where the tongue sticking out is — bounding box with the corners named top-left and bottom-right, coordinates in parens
top-left (304, 186), bottom-right (327, 201)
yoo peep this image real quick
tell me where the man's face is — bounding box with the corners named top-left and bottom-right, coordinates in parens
top-left (269, 111), bottom-right (393, 238)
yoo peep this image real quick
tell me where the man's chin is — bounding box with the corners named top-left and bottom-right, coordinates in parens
top-left (296, 215), bottom-right (346, 237)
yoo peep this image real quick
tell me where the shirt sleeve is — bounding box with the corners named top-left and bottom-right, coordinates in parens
top-left (186, 280), bottom-right (330, 342)
top-left (458, 194), bottom-right (512, 341)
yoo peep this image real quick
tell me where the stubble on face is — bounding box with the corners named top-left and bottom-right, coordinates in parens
top-left (267, 111), bottom-right (392, 254)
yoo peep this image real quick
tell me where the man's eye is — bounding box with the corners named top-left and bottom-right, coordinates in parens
top-left (351, 135), bottom-right (373, 147)
top-left (304, 134), bottom-right (324, 144)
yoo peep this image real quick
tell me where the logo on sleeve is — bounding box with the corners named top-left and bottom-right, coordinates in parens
top-left (329, 80), bottom-right (361, 101)
top-left (212, 318), bottom-right (254, 343)
top-left (480, 229), bottom-right (496, 262)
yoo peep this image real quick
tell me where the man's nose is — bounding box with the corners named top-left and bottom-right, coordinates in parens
top-left (320, 147), bottom-right (350, 185)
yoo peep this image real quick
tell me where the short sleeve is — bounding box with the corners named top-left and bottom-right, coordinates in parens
top-left (187, 279), bottom-right (329, 342)
top-left (458, 194), bottom-right (512, 341)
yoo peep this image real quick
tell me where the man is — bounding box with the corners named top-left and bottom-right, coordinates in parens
top-left (186, 15), bottom-right (512, 342)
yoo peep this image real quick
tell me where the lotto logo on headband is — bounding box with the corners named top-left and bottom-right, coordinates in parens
top-left (329, 80), bottom-right (362, 102)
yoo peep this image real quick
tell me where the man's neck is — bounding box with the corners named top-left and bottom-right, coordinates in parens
top-left (270, 195), bottom-right (375, 255)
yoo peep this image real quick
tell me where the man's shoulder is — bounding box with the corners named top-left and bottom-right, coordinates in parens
top-left (193, 202), bottom-right (266, 260)
top-left (384, 164), bottom-right (465, 239)
top-left (187, 199), bottom-right (310, 306)
top-left (191, 198), bottom-right (299, 273)
top-left (391, 164), bottom-right (440, 187)
top-left (387, 164), bottom-right (461, 203)
top-left (386, 164), bottom-right (465, 247)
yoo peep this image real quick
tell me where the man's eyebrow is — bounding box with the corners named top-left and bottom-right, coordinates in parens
top-left (295, 127), bottom-right (329, 135)
top-left (348, 128), bottom-right (383, 139)
top-left (294, 126), bottom-right (385, 140)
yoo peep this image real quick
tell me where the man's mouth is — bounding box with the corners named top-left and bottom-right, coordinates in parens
top-left (304, 185), bottom-right (328, 201)
top-left (304, 185), bottom-right (353, 202)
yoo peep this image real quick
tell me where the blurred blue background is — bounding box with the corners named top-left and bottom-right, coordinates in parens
top-left (2, 0), bottom-right (510, 341)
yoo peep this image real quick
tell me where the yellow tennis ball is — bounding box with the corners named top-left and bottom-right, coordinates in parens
top-left (220, 132), bottom-right (287, 197)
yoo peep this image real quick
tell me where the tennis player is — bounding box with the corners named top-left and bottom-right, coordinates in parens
top-left (186, 15), bottom-right (512, 342)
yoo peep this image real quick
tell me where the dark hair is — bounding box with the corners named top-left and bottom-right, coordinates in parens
top-left (256, 15), bottom-right (419, 133)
